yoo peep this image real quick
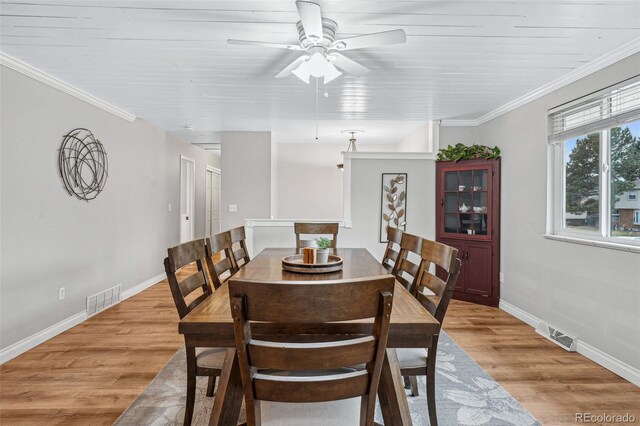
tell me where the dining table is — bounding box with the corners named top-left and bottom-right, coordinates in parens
top-left (179, 247), bottom-right (440, 426)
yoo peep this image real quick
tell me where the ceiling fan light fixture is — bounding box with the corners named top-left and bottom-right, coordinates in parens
top-left (292, 60), bottom-right (311, 84)
top-left (324, 63), bottom-right (342, 84)
top-left (307, 52), bottom-right (329, 77)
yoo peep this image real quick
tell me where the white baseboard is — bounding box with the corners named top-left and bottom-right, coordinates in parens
top-left (499, 300), bottom-right (540, 328)
top-left (499, 300), bottom-right (640, 387)
top-left (121, 273), bottom-right (165, 299)
top-left (0, 272), bottom-right (166, 365)
top-left (0, 310), bottom-right (88, 364)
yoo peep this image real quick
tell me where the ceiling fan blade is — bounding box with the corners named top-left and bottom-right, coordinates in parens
top-left (275, 56), bottom-right (308, 78)
top-left (227, 39), bottom-right (302, 50)
top-left (331, 29), bottom-right (406, 51)
top-left (296, 1), bottom-right (323, 43)
top-left (330, 53), bottom-right (370, 77)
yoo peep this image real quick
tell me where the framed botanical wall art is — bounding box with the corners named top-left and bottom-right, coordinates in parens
top-left (380, 173), bottom-right (407, 242)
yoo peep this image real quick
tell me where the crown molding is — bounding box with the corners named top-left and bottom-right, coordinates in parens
top-left (440, 119), bottom-right (480, 127)
top-left (0, 52), bottom-right (136, 122)
top-left (439, 37), bottom-right (640, 128)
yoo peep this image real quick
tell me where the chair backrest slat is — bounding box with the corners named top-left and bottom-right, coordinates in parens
top-left (381, 227), bottom-right (403, 272)
top-left (392, 232), bottom-right (425, 294)
top-left (179, 272), bottom-right (208, 297)
top-left (294, 222), bottom-right (339, 254)
top-left (248, 336), bottom-right (376, 371)
top-left (205, 232), bottom-right (237, 289)
top-left (229, 226), bottom-right (251, 268)
top-left (414, 239), bottom-right (461, 326)
top-left (164, 239), bottom-right (212, 319)
top-left (230, 275), bottom-right (394, 424)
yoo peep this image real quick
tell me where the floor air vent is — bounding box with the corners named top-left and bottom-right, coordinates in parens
top-left (87, 284), bottom-right (121, 317)
top-left (535, 322), bottom-right (578, 351)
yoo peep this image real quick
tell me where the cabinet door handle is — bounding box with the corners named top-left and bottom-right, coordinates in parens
top-left (440, 198), bottom-right (444, 206)
top-left (465, 252), bottom-right (469, 259)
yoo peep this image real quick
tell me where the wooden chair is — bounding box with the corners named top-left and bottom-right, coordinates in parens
top-left (294, 222), bottom-right (339, 254)
top-left (229, 226), bottom-right (251, 268)
top-left (391, 232), bottom-right (425, 294)
top-left (381, 226), bottom-right (403, 273)
top-left (204, 231), bottom-right (237, 289)
top-left (397, 239), bottom-right (461, 426)
top-left (164, 239), bottom-right (227, 426)
top-left (229, 275), bottom-right (395, 426)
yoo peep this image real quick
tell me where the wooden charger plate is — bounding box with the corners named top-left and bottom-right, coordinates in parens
top-left (282, 254), bottom-right (344, 274)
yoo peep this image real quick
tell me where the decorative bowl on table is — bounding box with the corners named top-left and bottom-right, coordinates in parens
top-left (282, 254), bottom-right (344, 274)
top-left (459, 203), bottom-right (470, 213)
top-left (473, 206), bottom-right (487, 213)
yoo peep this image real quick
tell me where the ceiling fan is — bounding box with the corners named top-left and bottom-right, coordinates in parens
top-left (227, 1), bottom-right (406, 84)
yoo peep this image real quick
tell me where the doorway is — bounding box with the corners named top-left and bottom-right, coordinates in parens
top-left (205, 165), bottom-right (221, 237)
top-left (180, 156), bottom-right (195, 243)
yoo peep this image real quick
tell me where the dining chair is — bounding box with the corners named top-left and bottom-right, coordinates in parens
top-left (397, 239), bottom-right (461, 426)
top-left (229, 275), bottom-right (395, 426)
top-left (391, 232), bottom-right (425, 294)
top-left (204, 231), bottom-right (237, 289)
top-left (164, 239), bottom-right (227, 426)
top-left (229, 226), bottom-right (251, 268)
top-left (381, 226), bottom-right (403, 273)
top-left (294, 222), bottom-right (339, 254)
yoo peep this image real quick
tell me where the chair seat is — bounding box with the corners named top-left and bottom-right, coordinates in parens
top-left (260, 397), bottom-right (361, 425)
top-left (196, 347), bottom-right (226, 369)
top-left (397, 347), bottom-right (428, 370)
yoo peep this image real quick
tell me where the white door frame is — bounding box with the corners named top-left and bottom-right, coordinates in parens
top-left (180, 155), bottom-right (196, 242)
top-left (205, 165), bottom-right (222, 236)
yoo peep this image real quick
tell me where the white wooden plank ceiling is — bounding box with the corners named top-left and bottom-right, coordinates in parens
top-left (1, 0), bottom-right (639, 145)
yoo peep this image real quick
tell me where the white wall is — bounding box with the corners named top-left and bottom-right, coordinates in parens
top-left (275, 143), bottom-right (344, 219)
top-left (439, 126), bottom-right (480, 148)
top-left (251, 157), bottom-right (436, 261)
top-left (475, 53), bottom-right (640, 370)
top-left (220, 131), bottom-right (271, 229)
top-left (396, 121), bottom-right (438, 152)
top-left (0, 65), bottom-right (219, 351)
top-left (273, 143), bottom-right (399, 219)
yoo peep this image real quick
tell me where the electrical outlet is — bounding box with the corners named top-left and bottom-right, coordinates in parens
top-left (499, 272), bottom-right (504, 283)
top-left (59, 287), bottom-right (66, 300)
top-left (168, 203), bottom-right (172, 212)
top-left (229, 204), bottom-right (237, 212)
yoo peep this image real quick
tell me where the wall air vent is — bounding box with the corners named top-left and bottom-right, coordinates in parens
top-left (86, 284), bottom-right (121, 317)
top-left (535, 322), bottom-right (578, 352)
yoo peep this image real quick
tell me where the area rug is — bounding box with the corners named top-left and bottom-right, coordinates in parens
top-left (114, 332), bottom-right (539, 426)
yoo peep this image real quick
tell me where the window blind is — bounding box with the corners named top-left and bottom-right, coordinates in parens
top-left (548, 79), bottom-right (640, 143)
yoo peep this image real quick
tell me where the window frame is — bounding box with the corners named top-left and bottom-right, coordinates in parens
top-left (548, 80), bottom-right (640, 249)
top-left (634, 210), bottom-right (640, 226)
top-left (629, 191), bottom-right (638, 201)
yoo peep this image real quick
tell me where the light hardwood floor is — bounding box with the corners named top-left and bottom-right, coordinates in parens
top-left (1, 276), bottom-right (638, 425)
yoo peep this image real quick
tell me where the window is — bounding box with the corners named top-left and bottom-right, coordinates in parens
top-left (549, 79), bottom-right (640, 246)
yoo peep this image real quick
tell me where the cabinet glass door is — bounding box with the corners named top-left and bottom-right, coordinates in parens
top-left (441, 167), bottom-right (491, 238)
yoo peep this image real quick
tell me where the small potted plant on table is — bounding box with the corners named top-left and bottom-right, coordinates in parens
top-left (315, 237), bottom-right (332, 263)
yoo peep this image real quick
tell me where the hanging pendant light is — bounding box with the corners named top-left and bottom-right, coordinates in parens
top-left (337, 130), bottom-right (364, 170)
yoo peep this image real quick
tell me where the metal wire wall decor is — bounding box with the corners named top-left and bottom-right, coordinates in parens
top-left (58, 128), bottom-right (108, 201)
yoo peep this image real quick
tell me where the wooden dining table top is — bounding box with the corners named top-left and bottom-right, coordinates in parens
top-left (179, 248), bottom-right (440, 348)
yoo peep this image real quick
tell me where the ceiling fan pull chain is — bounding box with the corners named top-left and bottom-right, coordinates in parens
top-left (315, 77), bottom-right (319, 140)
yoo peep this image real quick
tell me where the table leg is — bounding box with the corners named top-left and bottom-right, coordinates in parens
top-left (378, 348), bottom-right (413, 426)
top-left (209, 348), bottom-right (244, 426)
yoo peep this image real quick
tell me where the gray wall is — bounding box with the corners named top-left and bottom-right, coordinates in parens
top-left (475, 53), bottom-right (640, 369)
top-left (0, 65), bottom-right (219, 349)
top-left (251, 158), bottom-right (436, 262)
top-left (220, 131), bottom-right (271, 229)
